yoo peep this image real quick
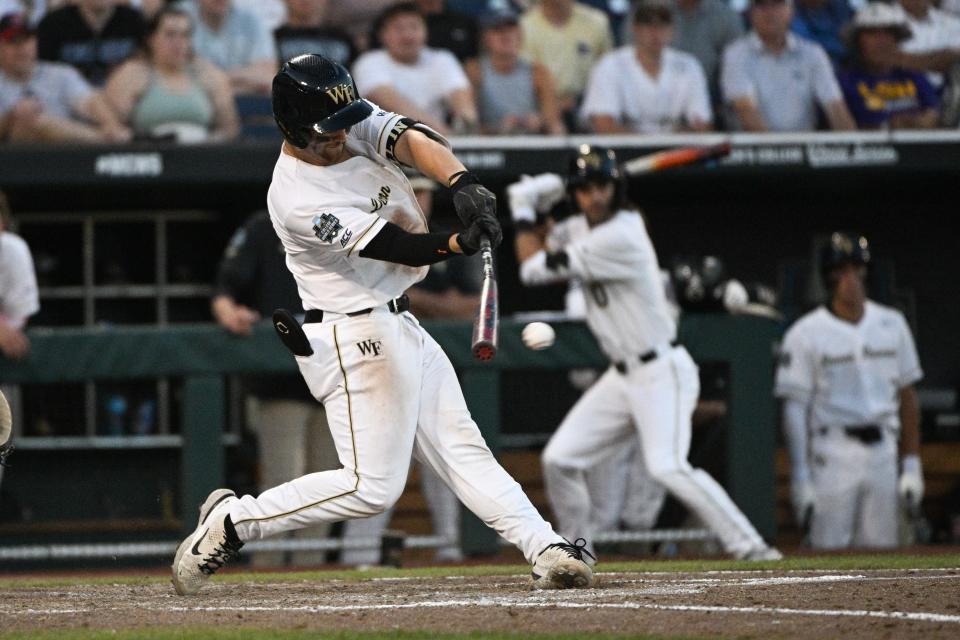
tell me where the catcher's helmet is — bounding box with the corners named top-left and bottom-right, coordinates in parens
top-left (272, 54), bottom-right (373, 148)
top-left (819, 232), bottom-right (871, 288)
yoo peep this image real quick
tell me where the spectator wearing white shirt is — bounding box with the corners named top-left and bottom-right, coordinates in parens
top-left (581, 0), bottom-right (712, 133)
top-left (721, 0), bottom-right (856, 131)
top-left (0, 191), bottom-right (38, 361)
top-left (353, 2), bottom-right (477, 135)
top-left (178, 0), bottom-right (277, 95)
top-left (895, 0), bottom-right (960, 90)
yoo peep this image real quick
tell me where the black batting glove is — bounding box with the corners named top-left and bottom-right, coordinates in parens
top-left (457, 214), bottom-right (502, 255)
top-left (451, 173), bottom-right (497, 228)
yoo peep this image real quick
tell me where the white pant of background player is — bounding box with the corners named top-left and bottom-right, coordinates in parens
top-left (543, 345), bottom-right (768, 558)
top-left (808, 427), bottom-right (899, 548)
top-left (228, 308), bottom-right (564, 563)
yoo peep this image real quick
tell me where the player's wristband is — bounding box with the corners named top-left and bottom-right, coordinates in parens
top-left (448, 170), bottom-right (480, 192)
top-left (901, 454), bottom-right (921, 474)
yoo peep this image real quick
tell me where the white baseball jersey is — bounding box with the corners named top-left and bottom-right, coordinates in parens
top-left (775, 301), bottom-right (923, 431)
top-left (579, 46), bottom-right (712, 133)
top-left (526, 206), bottom-right (769, 557)
top-left (267, 103), bottom-right (433, 314)
top-left (522, 210), bottom-right (676, 360)
top-left (554, 215), bottom-right (679, 324)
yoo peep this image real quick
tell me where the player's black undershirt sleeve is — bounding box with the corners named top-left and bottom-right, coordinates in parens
top-left (359, 221), bottom-right (456, 267)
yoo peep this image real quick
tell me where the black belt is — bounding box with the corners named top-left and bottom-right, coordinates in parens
top-left (817, 424), bottom-right (884, 444)
top-left (844, 424), bottom-right (883, 444)
top-left (614, 339), bottom-right (679, 374)
top-left (304, 294), bottom-right (409, 324)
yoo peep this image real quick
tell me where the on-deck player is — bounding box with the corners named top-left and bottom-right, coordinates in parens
top-left (171, 54), bottom-right (594, 594)
top-left (775, 232), bottom-right (923, 549)
top-left (510, 146), bottom-right (781, 560)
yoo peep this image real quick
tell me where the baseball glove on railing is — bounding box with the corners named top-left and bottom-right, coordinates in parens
top-left (0, 389), bottom-right (13, 467)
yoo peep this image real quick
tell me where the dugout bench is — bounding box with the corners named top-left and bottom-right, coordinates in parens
top-left (0, 315), bottom-right (780, 554)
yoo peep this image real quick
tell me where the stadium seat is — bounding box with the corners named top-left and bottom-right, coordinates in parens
top-left (235, 95), bottom-right (280, 141)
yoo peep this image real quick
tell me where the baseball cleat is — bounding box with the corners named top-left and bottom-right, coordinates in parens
top-left (171, 488), bottom-right (244, 596)
top-left (739, 545), bottom-right (784, 561)
top-left (531, 538), bottom-right (596, 589)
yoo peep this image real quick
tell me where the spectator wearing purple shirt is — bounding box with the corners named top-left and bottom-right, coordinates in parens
top-left (838, 2), bottom-right (939, 129)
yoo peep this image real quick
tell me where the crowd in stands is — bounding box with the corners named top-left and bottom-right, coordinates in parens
top-left (1, 0), bottom-right (959, 144)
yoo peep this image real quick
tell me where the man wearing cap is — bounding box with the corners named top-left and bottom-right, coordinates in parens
top-left (467, 9), bottom-right (566, 135)
top-left (0, 12), bottom-right (131, 143)
top-left (720, 0), bottom-right (856, 131)
top-left (839, 2), bottom-right (939, 129)
top-left (581, 0), bottom-right (712, 133)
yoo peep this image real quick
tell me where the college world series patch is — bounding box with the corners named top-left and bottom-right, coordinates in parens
top-left (313, 212), bottom-right (343, 243)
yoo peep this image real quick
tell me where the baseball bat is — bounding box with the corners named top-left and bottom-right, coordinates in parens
top-left (471, 237), bottom-right (499, 361)
top-left (622, 142), bottom-right (732, 176)
top-left (0, 389), bottom-right (13, 468)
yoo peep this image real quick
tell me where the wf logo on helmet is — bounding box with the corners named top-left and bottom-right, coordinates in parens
top-left (325, 83), bottom-right (356, 104)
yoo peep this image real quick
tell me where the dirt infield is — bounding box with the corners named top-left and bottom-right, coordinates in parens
top-left (4, 566), bottom-right (960, 638)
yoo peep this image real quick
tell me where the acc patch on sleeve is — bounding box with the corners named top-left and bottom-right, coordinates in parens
top-left (313, 212), bottom-right (344, 243)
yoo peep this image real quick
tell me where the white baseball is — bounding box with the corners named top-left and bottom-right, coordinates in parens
top-left (522, 322), bottom-right (555, 350)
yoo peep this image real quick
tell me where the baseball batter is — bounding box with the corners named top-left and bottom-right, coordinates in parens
top-left (509, 147), bottom-right (780, 560)
top-left (775, 233), bottom-right (923, 549)
top-left (171, 54), bottom-right (594, 595)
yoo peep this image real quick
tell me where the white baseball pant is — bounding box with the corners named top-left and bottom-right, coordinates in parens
top-left (246, 398), bottom-right (338, 566)
top-left (542, 346), bottom-right (766, 557)
top-left (229, 308), bottom-right (562, 563)
top-left (808, 427), bottom-right (898, 549)
top-left (340, 461), bottom-right (463, 565)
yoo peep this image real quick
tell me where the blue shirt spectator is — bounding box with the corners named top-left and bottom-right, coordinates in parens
top-left (790, 0), bottom-right (854, 66)
top-left (177, 0), bottom-right (276, 95)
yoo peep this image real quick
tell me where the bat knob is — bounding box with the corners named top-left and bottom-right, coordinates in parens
top-left (473, 344), bottom-right (496, 361)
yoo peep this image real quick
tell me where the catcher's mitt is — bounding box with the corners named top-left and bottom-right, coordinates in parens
top-left (0, 389), bottom-right (12, 467)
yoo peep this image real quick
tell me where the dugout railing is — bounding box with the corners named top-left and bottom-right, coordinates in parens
top-left (0, 315), bottom-right (779, 561)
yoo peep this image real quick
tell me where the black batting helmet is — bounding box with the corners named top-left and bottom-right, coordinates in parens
top-left (819, 232), bottom-right (871, 289)
top-left (567, 145), bottom-right (626, 210)
top-left (272, 54), bottom-right (373, 148)
top-left (567, 145), bottom-right (622, 191)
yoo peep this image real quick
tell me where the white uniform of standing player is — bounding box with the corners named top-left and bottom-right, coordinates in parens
top-left (555, 215), bottom-right (669, 536)
top-left (775, 233), bottom-right (924, 549)
top-left (510, 149), bottom-right (779, 560)
top-left (171, 55), bottom-right (593, 595)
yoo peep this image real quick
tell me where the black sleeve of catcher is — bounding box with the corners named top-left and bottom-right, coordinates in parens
top-left (359, 221), bottom-right (456, 267)
top-left (545, 250), bottom-right (569, 271)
